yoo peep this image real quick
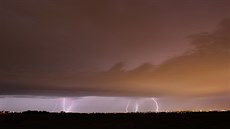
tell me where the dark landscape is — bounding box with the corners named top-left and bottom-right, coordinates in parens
top-left (0, 111), bottom-right (229, 129)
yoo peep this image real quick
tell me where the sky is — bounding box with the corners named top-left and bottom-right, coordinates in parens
top-left (0, 0), bottom-right (229, 112)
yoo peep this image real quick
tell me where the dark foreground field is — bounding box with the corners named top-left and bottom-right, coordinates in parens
top-left (0, 111), bottom-right (229, 129)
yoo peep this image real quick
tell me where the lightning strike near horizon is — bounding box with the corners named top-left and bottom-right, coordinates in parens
top-left (151, 97), bottom-right (159, 112)
top-left (125, 98), bottom-right (159, 113)
top-left (66, 102), bottom-right (73, 112)
top-left (62, 98), bottom-right (73, 112)
top-left (62, 98), bottom-right (66, 111)
top-left (135, 103), bottom-right (139, 112)
top-left (125, 101), bottom-right (130, 113)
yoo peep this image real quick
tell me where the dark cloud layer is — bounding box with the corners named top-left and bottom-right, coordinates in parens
top-left (0, 0), bottom-right (229, 97)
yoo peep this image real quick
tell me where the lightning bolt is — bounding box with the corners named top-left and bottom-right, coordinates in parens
top-left (135, 103), bottom-right (139, 112)
top-left (151, 97), bottom-right (159, 112)
top-left (66, 103), bottom-right (73, 112)
top-left (125, 100), bottom-right (130, 112)
top-left (62, 98), bottom-right (66, 111)
top-left (62, 98), bottom-right (73, 112)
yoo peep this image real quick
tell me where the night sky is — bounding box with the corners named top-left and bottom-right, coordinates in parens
top-left (0, 0), bottom-right (229, 112)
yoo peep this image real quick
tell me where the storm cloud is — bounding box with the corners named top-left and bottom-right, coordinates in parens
top-left (0, 0), bottom-right (229, 97)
